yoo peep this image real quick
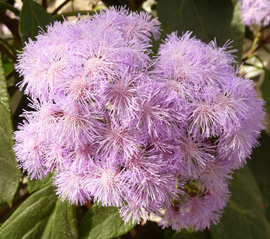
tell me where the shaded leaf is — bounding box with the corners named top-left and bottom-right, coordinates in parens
top-left (248, 131), bottom-right (270, 203)
top-left (0, 186), bottom-right (57, 239)
top-left (41, 200), bottom-right (78, 239)
top-left (19, 0), bottom-right (55, 44)
top-left (266, 197), bottom-right (270, 223)
top-left (28, 173), bottom-right (54, 194)
top-left (261, 70), bottom-right (270, 115)
top-left (150, 30), bottom-right (168, 56)
top-left (0, 54), bottom-right (21, 205)
top-left (79, 204), bottom-right (136, 239)
top-left (0, 186), bottom-right (78, 239)
top-left (164, 228), bottom-right (175, 239)
top-left (210, 166), bottom-right (270, 239)
top-left (157, 0), bottom-right (245, 62)
top-left (0, 198), bottom-right (7, 213)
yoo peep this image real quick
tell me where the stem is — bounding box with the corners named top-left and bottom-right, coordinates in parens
top-left (250, 31), bottom-right (261, 53)
top-left (243, 62), bottom-right (265, 70)
top-left (85, 200), bottom-right (93, 209)
top-left (0, 43), bottom-right (16, 62)
top-left (52, 0), bottom-right (71, 15)
top-left (0, 12), bottom-right (22, 45)
top-left (71, 0), bottom-right (75, 12)
top-left (0, 38), bottom-right (17, 56)
top-left (6, 69), bottom-right (17, 80)
top-left (0, 2), bottom-right (20, 17)
top-left (253, 54), bottom-right (266, 70)
top-left (263, 46), bottom-right (270, 54)
top-left (242, 33), bottom-right (270, 63)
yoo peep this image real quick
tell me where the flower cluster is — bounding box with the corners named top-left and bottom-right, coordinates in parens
top-left (239, 0), bottom-right (270, 26)
top-left (14, 7), bottom-right (265, 231)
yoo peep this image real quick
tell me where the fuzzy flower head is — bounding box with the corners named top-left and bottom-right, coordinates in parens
top-left (239, 0), bottom-right (270, 26)
top-left (14, 7), bottom-right (265, 232)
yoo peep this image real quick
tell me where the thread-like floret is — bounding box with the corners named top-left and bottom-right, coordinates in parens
top-left (14, 8), bottom-right (265, 231)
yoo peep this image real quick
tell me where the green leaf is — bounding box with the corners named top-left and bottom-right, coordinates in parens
top-left (0, 54), bottom-right (21, 205)
top-left (266, 198), bottom-right (270, 223)
top-left (248, 131), bottom-right (270, 204)
top-left (157, 0), bottom-right (245, 62)
top-left (28, 173), bottom-right (54, 194)
top-left (210, 166), bottom-right (270, 239)
top-left (19, 0), bottom-right (55, 44)
top-left (0, 186), bottom-right (57, 239)
top-left (261, 70), bottom-right (270, 115)
top-left (0, 198), bottom-right (7, 213)
top-left (79, 204), bottom-right (136, 239)
top-left (0, 186), bottom-right (78, 239)
top-left (41, 200), bottom-right (78, 239)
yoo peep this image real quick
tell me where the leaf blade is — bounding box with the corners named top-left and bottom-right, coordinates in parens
top-left (157, 0), bottom-right (245, 62)
top-left (210, 166), bottom-right (270, 239)
top-left (0, 54), bottom-right (21, 205)
top-left (79, 205), bottom-right (136, 239)
top-left (0, 186), bottom-right (58, 239)
top-left (28, 173), bottom-right (54, 194)
top-left (19, 0), bottom-right (55, 43)
top-left (41, 200), bottom-right (79, 239)
top-left (0, 186), bottom-right (78, 239)
top-left (260, 70), bottom-right (270, 115)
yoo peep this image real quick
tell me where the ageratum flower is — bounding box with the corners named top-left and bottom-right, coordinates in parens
top-left (239, 0), bottom-right (270, 26)
top-left (14, 7), bottom-right (265, 231)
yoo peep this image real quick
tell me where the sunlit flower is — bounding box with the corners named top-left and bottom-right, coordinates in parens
top-left (240, 0), bottom-right (270, 26)
top-left (14, 8), bottom-right (265, 232)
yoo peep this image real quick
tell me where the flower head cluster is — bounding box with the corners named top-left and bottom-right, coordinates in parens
top-left (239, 0), bottom-right (270, 26)
top-left (14, 7), bottom-right (265, 231)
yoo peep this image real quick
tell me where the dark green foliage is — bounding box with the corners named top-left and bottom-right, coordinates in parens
top-left (0, 185), bottom-right (79, 239)
top-left (19, 0), bottom-right (55, 44)
top-left (261, 70), bottom-right (270, 115)
top-left (28, 173), bottom-right (54, 194)
top-left (157, 0), bottom-right (245, 62)
top-left (79, 204), bottom-right (137, 239)
top-left (0, 55), bottom-right (21, 206)
top-left (210, 167), bottom-right (270, 239)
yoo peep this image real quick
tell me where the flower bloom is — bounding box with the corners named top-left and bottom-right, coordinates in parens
top-left (239, 0), bottom-right (270, 26)
top-left (14, 7), bottom-right (265, 231)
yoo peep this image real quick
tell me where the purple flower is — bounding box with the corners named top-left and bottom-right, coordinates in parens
top-left (14, 7), bottom-right (265, 232)
top-left (14, 121), bottom-right (47, 179)
top-left (240, 0), bottom-right (270, 26)
top-left (174, 135), bottom-right (216, 178)
top-left (84, 160), bottom-right (126, 207)
top-left (54, 160), bottom-right (91, 205)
